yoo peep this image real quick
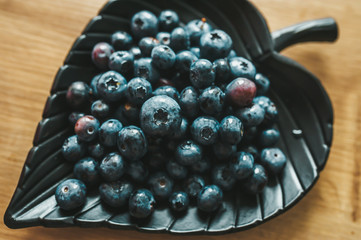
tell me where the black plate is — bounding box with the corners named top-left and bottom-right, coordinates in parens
top-left (4, 0), bottom-right (338, 234)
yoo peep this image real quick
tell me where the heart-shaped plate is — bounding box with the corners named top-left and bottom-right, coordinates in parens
top-left (4, 0), bottom-right (338, 234)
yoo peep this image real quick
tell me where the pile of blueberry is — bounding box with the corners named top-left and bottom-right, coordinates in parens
top-left (56, 9), bottom-right (286, 218)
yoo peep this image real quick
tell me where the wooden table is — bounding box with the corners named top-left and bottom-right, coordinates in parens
top-left (0, 0), bottom-right (360, 239)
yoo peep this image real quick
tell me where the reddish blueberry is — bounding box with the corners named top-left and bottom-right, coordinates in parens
top-left (75, 115), bottom-right (100, 142)
top-left (225, 77), bottom-right (257, 107)
top-left (91, 42), bottom-right (114, 70)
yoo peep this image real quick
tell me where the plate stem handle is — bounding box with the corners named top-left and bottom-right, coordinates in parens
top-left (272, 18), bottom-right (338, 52)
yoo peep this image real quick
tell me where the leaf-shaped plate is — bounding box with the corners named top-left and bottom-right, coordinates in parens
top-left (4, 0), bottom-right (338, 234)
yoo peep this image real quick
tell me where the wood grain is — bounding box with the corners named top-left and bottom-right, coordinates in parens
top-left (0, 0), bottom-right (360, 239)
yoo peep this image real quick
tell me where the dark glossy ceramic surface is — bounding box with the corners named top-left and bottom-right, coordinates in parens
top-left (4, 0), bottom-right (338, 234)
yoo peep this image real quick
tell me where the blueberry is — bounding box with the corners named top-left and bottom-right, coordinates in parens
top-left (55, 179), bottom-right (87, 211)
top-left (148, 172), bottom-right (174, 200)
top-left (253, 97), bottom-right (277, 126)
top-left (140, 95), bottom-right (182, 136)
top-left (91, 42), bottom-right (114, 70)
top-left (241, 145), bottom-right (260, 161)
top-left (129, 189), bottom-right (156, 218)
top-left (185, 19), bottom-right (212, 46)
top-left (191, 157), bottom-right (210, 173)
top-left (151, 45), bottom-right (176, 69)
top-left (90, 73), bottom-right (102, 98)
top-left (169, 191), bottom-right (189, 212)
top-left (117, 126), bottom-right (148, 161)
top-left (175, 140), bottom-right (203, 166)
top-left (96, 71), bottom-right (127, 102)
top-left (200, 30), bottom-right (232, 61)
top-left (191, 117), bottom-right (219, 146)
top-left (75, 115), bottom-right (100, 142)
top-left (87, 142), bottom-right (105, 160)
top-left (146, 151), bottom-right (167, 170)
top-left (212, 165), bottom-right (236, 191)
top-left (108, 51), bottom-right (134, 77)
top-left (169, 117), bottom-right (188, 140)
top-left (62, 135), bottom-right (86, 162)
top-left (156, 32), bottom-right (171, 45)
top-left (73, 157), bottom-right (100, 187)
top-left (175, 50), bottom-right (198, 74)
top-left (213, 59), bottom-right (231, 83)
top-left (179, 86), bottom-right (199, 119)
top-left (91, 100), bottom-right (110, 119)
top-left (131, 11), bottom-right (158, 39)
top-left (190, 47), bottom-right (201, 58)
top-left (99, 119), bottom-right (123, 147)
top-left (235, 104), bottom-right (265, 127)
top-left (126, 77), bottom-right (152, 107)
top-left (254, 73), bottom-right (270, 96)
top-left (113, 103), bottom-right (140, 125)
top-left (170, 72), bottom-right (191, 90)
top-left (229, 151), bottom-right (254, 180)
top-left (212, 142), bottom-right (236, 161)
top-left (139, 37), bottom-right (160, 57)
top-left (225, 77), bottom-right (257, 107)
top-left (165, 139), bottom-right (179, 152)
top-left (184, 175), bottom-right (205, 199)
top-left (126, 161), bottom-right (149, 182)
top-left (111, 31), bottom-right (133, 51)
top-left (199, 86), bottom-right (225, 116)
top-left (253, 96), bottom-right (272, 109)
top-left (99, 152), bottom-right (126, 182)
top-left (227, 49), bottom-right (237, 59)
top-left (170, 27), bottom-right (190, 53)
top-left (68, 112), bottom-right (85, 126)
top-left (243, 164), bottom-right (268, 194)
top-left (241, 126), bottom-right (259, 144)
top-left (156, 78), bottom-right (175, 88)
top-left (99, 180), bottom-right (134, 208)
top-left (189, 59), bottom-right (215, 89)
top-left (263, 102), bottom-right (278, 126)
top-left (66, 81), bottom-right (90, 109)
top-left (258, 128), bottom-right (280, 147)
top-left (228, 57), bottom-right (256, 79)
top-left (167, 160), bottom-right (188, 180)
top-left (129, 46), bottom-right (142, 60)
top-left (260, 148), bottom-right (286, 175)
top-left (219, 116), bottom-right (244, 145)
top-left (159, 10), bottom-right (179, 32)
top-left (153, 86), bottom-right (180, 102)
top-left (197, 185), bottom-right (223, 212)
top-left (134, 58), bottom-right (160, 84)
